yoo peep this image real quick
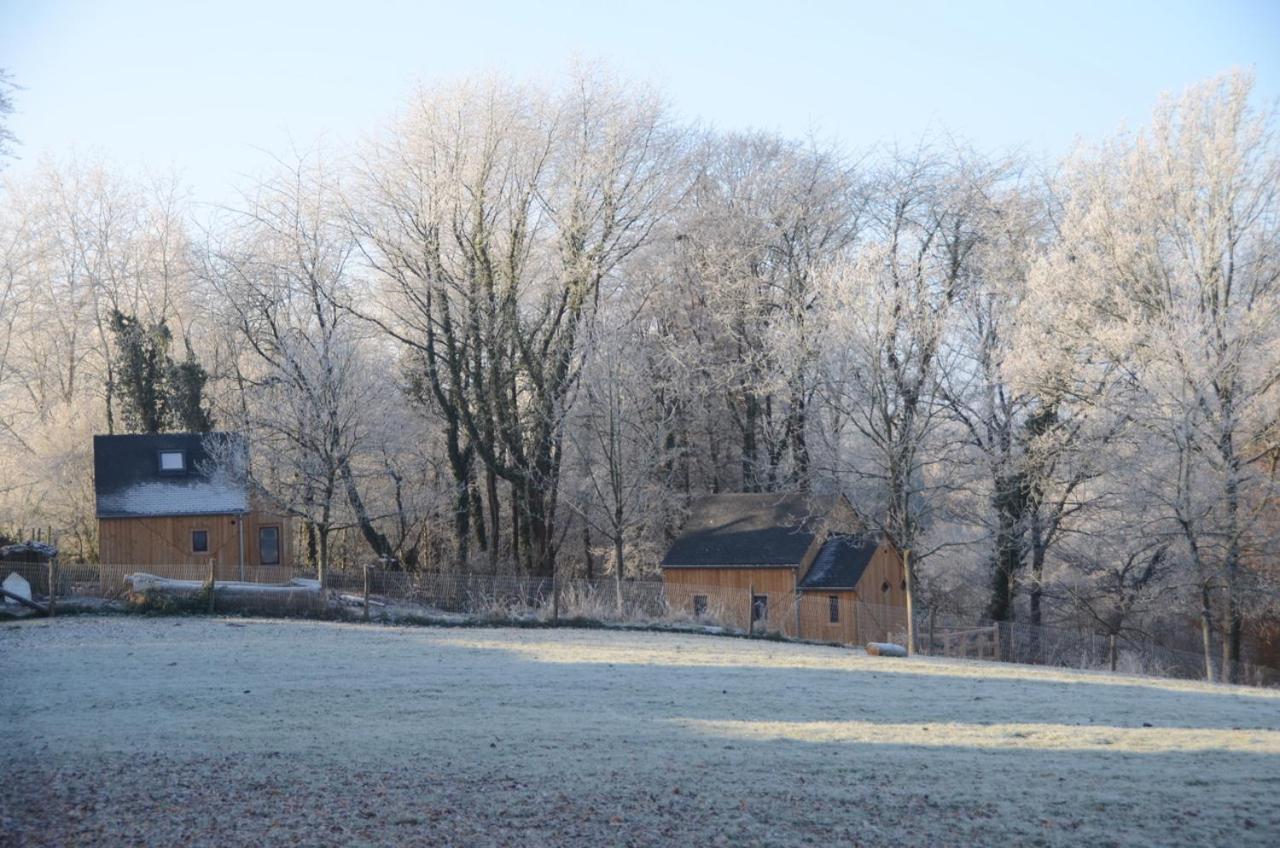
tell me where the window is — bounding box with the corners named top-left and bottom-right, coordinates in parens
top-left (829, 595), bottom-right (840, 623)
top-left (751, 594), bottom-right (768, 623)
top-left (192, 530), bottom-right (209, 553)
top-left (881, 581), bottom-right (891, 594)
top-left (259, 526), bottom-right (281, 566)
top-left (158, 450), bottom-right (185, 472)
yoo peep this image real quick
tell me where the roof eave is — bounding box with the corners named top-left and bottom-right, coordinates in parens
top-left (661, 562), bottom-right (800, 569)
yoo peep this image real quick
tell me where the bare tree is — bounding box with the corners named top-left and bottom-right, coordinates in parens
top-left (349, 68), bottom-right (685, 577)
top-left (202, 154), bottom-right (388, 586)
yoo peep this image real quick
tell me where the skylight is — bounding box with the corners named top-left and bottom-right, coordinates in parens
top-left (158, 450), bottom-right (185, 472)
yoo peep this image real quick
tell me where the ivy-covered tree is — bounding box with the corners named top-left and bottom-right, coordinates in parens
top-left (109, 310), bottom-right (172, 433)
top-left (108, 310), bottom-right (213, 434)
top-left (167, 341), bottom-right (214, 432)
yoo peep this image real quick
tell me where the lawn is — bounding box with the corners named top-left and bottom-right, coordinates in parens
top-left (2, 617), bottom-right (1278, 846)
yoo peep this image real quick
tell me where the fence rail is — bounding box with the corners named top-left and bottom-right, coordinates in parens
top-left (2, 558), bottom-right (1276, 687)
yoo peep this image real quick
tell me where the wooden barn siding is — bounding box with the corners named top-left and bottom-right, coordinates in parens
top-left (98, 509), bottom-right (293, 579)
top-left (853, 540), bottom-right (907, 609)
top-left (795, 590), bottom-right (860, 643)
top-left (795, 541), bottom-right (907, 643)
top-left (662, 567), bottom-right (799, 635)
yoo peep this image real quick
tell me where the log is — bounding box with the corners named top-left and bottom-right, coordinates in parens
top-left (866, 642), bottom-right (909, 657)
top-left (125, 573), bottom-right (324, 614)
top-left (1, 587), bottom-right (48, 614)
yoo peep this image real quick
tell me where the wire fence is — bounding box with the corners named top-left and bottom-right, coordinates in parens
top-left (3, 558), bottom-right (1276, 687)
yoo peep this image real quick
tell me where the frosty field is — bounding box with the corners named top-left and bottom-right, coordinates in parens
top-left (3, 618), bottom-right (1279, 847)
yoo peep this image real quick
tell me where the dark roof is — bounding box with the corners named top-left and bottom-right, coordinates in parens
top-left (93, 432), bottom-right (248, 518)
top-left (661, 493), bottom-right (839, 567)
top-left (799, 533), bottom-right (878, 590)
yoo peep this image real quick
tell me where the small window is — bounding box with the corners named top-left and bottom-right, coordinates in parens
top-left (192, 530), bottom-right (209, 553)
top-left (693, 595), bottom-right (708, 618)
top-left (829, 595), bottom-right (840, 623)
top-left (752, 594), bottom-right (768, 623)
top-left (881, 581), bottom-right (891, 594)
top-left (159, 450), bottom-right (185, 472)
top-left (259, 526), bottom-right (281, 565)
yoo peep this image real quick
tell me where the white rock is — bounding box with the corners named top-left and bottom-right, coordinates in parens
top-left (2, 571), bottom-right (32, 604)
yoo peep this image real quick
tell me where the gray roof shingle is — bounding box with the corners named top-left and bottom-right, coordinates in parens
top-left (93, 432), bottom-right (248, 518)
top-left (660, 493), bottom-right (838, 567)
top-left (798, 533), bottom-right (878, 590)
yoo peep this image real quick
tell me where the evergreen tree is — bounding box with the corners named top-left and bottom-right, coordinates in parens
top-left (109, 310), bottom-right (171, 433)
top-left (109, 311), bottom-right (214, 433)
top-left (167, 340), bottom-right (214, 432)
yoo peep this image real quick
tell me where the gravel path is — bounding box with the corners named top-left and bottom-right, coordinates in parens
top-left (3, 616), bottom-right (1279, 846)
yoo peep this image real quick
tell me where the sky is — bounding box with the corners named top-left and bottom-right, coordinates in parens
top-left (2, 0), bottom-right (1278, 203)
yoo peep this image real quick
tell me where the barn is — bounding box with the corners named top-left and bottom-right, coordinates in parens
top-left (94, 432), bottom-right (292, 578)
top-left (660, 493), bottom-right (906, 641)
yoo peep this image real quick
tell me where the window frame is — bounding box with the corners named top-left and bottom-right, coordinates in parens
top-left (158, 450), bottom-right (186, 473)
top-left (828, 594), bottom-right (840, 623)
top-left (258, 525), bottom-right (281, 566)
top-left (191, 529), bottom-right (209, 553)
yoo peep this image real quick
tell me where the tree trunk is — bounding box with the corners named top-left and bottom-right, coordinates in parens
top-left (1200, 585), bottom-right (1216, 683)
top-left (613, 533), bottom-right (625, 614)
top-left (317, 527), bottom-right (330, 590)
top-left (341, 460), bottom-right (393, 562)
top-left (582, 520), bottom-right (595, 581)
top-left (487, 468), bottom-right (500, 570)
top-left (741, 391), bottom-right (759, 491)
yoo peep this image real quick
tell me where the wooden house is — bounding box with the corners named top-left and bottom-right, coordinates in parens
top-left (94, 432), bottom-right (292, 578)
top-left (660, 493), bottom-right (906, 642)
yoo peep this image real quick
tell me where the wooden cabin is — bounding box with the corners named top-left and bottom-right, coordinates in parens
top-left (660, 493), bottom-right (906, 642)
top-left (94, 432), bottom-right (292, 579)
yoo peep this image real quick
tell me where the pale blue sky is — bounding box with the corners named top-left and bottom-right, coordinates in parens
top-left (2, 0), bottom-right (1278, 202)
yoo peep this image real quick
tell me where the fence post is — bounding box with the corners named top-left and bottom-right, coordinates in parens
top-left (47, 557), bottom-right (57, 618)
top-left (208, 558), bottom-right (216, 615)
top-left (903, 548), bottom-right (914, 655)
top-left (363, 564), bottom-right (371, 622)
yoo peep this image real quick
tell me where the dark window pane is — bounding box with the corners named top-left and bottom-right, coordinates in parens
top-left (259, 526), bottom-right (280, 565)
top-left (192, 530), bottom-right (208, 553)
top-left (829, 595), bottom-right (839, 623)
top-left (693, 595), bottom-right (708, 617)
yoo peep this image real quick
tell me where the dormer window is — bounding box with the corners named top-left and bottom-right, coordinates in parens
top-left (158, 450), bottom-right (186, 473)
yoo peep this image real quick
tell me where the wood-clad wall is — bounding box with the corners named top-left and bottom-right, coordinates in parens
top-left (796, 590), bottom-right (861, 643)
top-left (794, 540), bottom-right (906, 643)
top-left (99, 509), bottom-right (293, 578)
top-left (662, 567), bottom-right (799, 635)
top-left (852, 540), bottom-right (907, 609)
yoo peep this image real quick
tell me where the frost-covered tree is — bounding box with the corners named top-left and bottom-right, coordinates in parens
top-left (350, 68), bottom-right (686, 577)
top-left (202, 155), bottom-right (389, 586)
top-left (1023, 72), bottom-right (1280, 679)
